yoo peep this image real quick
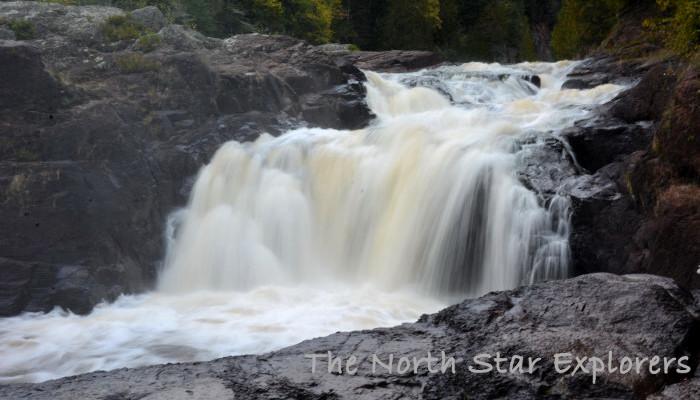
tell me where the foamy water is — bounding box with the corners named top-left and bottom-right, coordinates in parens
top-left (0, 285), bottom-right (441, 383)
top-left (0, 61), bottom-right (626, 384)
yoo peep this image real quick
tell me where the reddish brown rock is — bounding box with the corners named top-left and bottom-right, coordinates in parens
top-left (655, 64), bottom-right (700, 178)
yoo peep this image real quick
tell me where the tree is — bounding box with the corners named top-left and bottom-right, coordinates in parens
top-left (381, 0), bottom-right (442, 50)
top-left (551, 0), bottom-right (625, 59)
top-left (458, 0), bottom-right (536, 62)
top-left (434, 0), bottom-right (461, 51)
top-left (281, 0), bottom-right (337, 43)
top-left (335, 0), bottom-right (388, 50)
top-left (654, 0), bottom-right (700, 55)
top-left (180, 0), bottom-right (220, 36)
top-left (235, 0), bottom-right (284, 33)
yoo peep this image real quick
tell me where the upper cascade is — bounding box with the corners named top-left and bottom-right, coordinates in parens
top-left (158, 61), bottom-right (625, 299)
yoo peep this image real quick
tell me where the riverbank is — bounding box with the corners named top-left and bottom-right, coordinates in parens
top-left (1, 274), bottom-right (697, 399)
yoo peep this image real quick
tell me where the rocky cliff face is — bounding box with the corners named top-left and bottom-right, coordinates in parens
top-left (1, 273), bottom-right (697, 399)
top-left (0, 1), bottom-right (379, 316)
top-left (558, 23), bottom-right (700, 291)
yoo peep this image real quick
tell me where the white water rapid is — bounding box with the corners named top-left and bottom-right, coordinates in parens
top-left (0, 61), bottom-right (625, 383)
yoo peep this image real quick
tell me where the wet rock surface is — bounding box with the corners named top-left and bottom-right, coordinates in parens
top-left (342, 50), bottom-right (442, 72)
top-left (0, 1), bottom-right (373, 316)
top-left (560, 54), bottom-right (700, 290)
top-left (1, 273), bottom-right (697, 399)
top-left (561, 55), bottom-right (644, 89)
top-left (563, 118), bottom-right (653, 173)
top-left (317, 44), bottom-right (442, 72)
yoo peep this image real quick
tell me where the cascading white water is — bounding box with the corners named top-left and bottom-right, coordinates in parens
top-left (158, 61), bottom-right (616, 297)
top-left (0, 61), bottom-right (626, 384)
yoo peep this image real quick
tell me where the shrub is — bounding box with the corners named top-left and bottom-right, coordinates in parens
top-left (135, 32), bottom-right (161, 52)
top-left (652, 0), bottom-right (700, 55)
top-left (101, 15), bottom-right (145, 42)
top-left (115, 53), bottom-right (160, 73)
top-left (8, 19), bottom-right (36, 40)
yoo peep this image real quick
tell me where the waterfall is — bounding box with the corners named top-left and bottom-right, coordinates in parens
top-left (159, 62), bottom-right (614, 299)
top-left (0, 61), bottom-right (626, 384)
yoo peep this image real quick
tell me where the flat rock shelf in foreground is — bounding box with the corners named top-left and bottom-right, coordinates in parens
top-left (2, 273), bottom-right (698, 400)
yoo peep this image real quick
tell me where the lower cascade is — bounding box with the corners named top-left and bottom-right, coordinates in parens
top-left (0, 61), bottom-right (625, 383)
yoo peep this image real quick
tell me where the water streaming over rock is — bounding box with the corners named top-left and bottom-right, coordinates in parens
top-left (159, 61), bottom-right (618, 297)
top-left (0, 61), bottom-right (626, 383)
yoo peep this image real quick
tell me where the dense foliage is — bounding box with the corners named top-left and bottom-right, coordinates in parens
top-left (551, 0), bottom-right (699, 58)
top-left (40, 0), bottom-right (699, 61)
top-left (101, 14), bottom-right (147, 41)
top-left (7, 18), bottom-right (37, 39)
top-left (648, 0), bottom-right (700, 55)
top-left (41, 0), bottom-right (553, 61)
top-left (551, 0), bottom-right (626, 59)
top-left (338, 0), bottom-right (546, 61)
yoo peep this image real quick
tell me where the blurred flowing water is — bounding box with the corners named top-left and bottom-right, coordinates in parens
top-left (0, 61), bottom-right (625, 383)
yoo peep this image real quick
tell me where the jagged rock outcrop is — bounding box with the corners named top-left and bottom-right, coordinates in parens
top-left (342, 50), bottom-right (442, 72)
top-left (624, 61), bottom-right (700, 289)
top-left (561, 52), bottom-right (700, 290)
top-left (129, 6), bottom-right (166, 32)
top-left (0, 1), bottom-right (377, 316)
top-left (1, 273), bottom-right (697, 399)
top-left (318, 44), bottom-right (442, 72)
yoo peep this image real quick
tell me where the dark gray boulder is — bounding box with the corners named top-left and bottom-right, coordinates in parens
top-left (130, 6), bottom-right (166, 32)
top-left (0, 40), bottom-right (64, 110)
top-left (649, 369), bottom-right (700, 399)
top-left (562, 118), bottom-right (654, 173)
top-left (0, 273), bottom-right (697, 399)
top-left (341, 49), bottom-right (442, 72)
top-left (562, 56), bottom-right (637, 89)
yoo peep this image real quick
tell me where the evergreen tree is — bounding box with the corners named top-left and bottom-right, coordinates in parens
top-left (381, 0), bottom-right (442, 50)
top-left (338, 0), bottom-right (388, 50)
top-left (281, 0), bottom-right (337, 43)
top-left (551, 0), bottom-right (625, 59)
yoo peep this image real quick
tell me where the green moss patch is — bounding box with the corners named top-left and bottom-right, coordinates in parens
top-left (101, 15), bottom-right (146, 42)
top-left (115, 53), bottom-right (160, 73)
top-left (8, 19), bottom-right (36, 40)
top-left (135, 32), bottom-right (162, 52)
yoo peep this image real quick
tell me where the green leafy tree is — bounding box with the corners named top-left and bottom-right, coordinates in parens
top-left (434, 0), bottom-right (461, 51)
top-left (180, 0), bottom-right (220, 36)
top-left (381, 0), bottom-right (442, 50)
top-left (332, 0), bottom-right (388, 50)
top-left (653, 0), bottom-right (700, 55)
top-left (282, 0), bottom-right (337, 43)
top-left (236, 0), bottom-right (284, 32)
top-left (551, 0), bottom-right (625, 59)
top-left (458, 0), bottom-right (536, 61)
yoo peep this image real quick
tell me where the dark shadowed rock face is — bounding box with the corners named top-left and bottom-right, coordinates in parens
top-left (0, 1), bottom-right (374, 316)
top-left (561, 56), bottom-right (642, 90)
top-left (561, 54), bottom-right (700, 290)
top-left (344, 50), bottom-right (442, 72)
top-left (0, 274), bottom-right (697, 399)
top-left (563, 118), bottom-right (653, 173)
top-left (648, 370), bottom-right (700, 400)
